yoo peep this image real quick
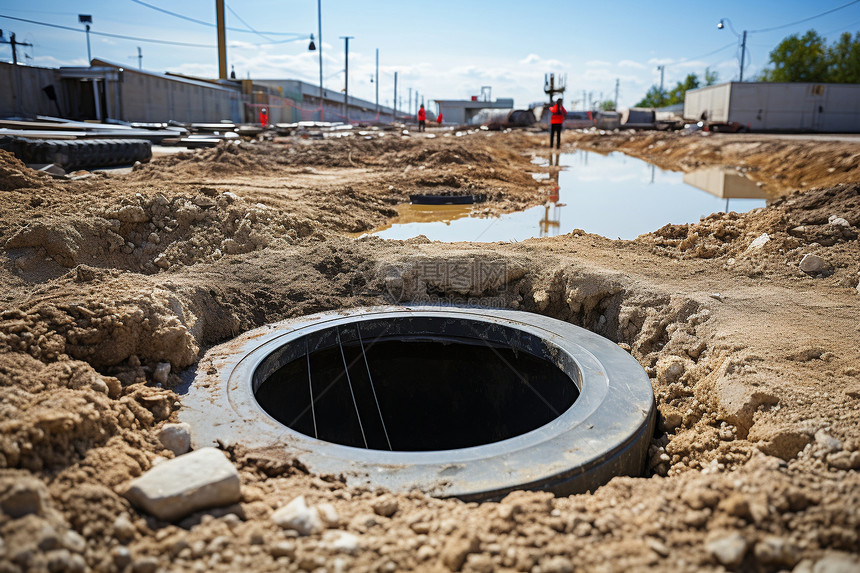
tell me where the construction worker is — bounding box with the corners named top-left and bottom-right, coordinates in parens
top-left (436, 111), bottom-right (443, 124)
top-left (418, 104), bottom-right (426, 132)
top-left (549, 98), bottom-right (565, 149)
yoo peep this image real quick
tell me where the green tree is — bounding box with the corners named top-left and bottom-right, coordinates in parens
top-left (703, 67), bottom-right (719, 86)
top-left (828, 31), bottom-right (860, 83)
top-left (760, 30), bottom-right (829, 82)
top-left (634, 85), bottom-right (665, 108)
top-left (598, 100), bottom-right (616, 111)
top-left (666, 73), bottom-right (700, 105)
top-left (634, 68), bottom-right (717, 108)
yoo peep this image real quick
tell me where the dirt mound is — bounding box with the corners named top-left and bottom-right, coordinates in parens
top-left (571, 130), bottom-right (860, 193)
top-left (391, 143), bottom-right (495, 167)
top-left (643, 184), bottom-right (860, 287)
top-left (0, 148), bottom-right (53, 191)
top-left (3, 188), bottom-right (312, 279)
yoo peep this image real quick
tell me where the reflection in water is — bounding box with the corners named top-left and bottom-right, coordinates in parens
top-left (540, 152), bottom-right (562, 237)
top-left (365, 204), bottom-right (473, 235)
top-left (366, 151), bottom-right (771, 242)
top-left (682, 168), bottom-right (773, 213)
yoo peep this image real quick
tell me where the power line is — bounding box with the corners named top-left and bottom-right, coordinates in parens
top-left (129, 0), bottom-right (302, 37)
top-left (751, 0), bottom-right (860, 33)
top-left (0, 13), bottom-right (308, 49)
top-left (0, 13), bottom-right (213, 47)
top-left (226, 4), bottom-right (275, 43)
top-left (663, 41), bottom-right (737, 68)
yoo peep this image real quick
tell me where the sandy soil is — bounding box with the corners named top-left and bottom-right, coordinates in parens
top-left (1, 126), bottom-right (859, 573)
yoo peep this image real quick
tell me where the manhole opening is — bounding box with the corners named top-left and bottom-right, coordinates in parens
top-left (253, 316), bottom-right (580, 451)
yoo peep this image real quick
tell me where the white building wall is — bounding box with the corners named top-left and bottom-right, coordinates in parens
top-left (685, 82), bottom-right (860, 132)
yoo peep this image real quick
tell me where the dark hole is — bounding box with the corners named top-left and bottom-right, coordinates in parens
top-left (254, 335), bottom-right (579, 451)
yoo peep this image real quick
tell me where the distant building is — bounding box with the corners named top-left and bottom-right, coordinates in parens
top-left (0, 59), bottom-right (397, 124)
top-left (435, 97), bottom-right (514, 125)
top-left (684, 82), bottom-right (860, 132)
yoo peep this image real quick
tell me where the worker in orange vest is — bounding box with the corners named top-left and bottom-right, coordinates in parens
top-left (549, 98), bottom-right (565, 149)
top-left (259, 106), bottom-right (269, 126)
top-left (418, 104), bottom-right (426, 132)
top-left (436, 111), bottom-right (443, 124)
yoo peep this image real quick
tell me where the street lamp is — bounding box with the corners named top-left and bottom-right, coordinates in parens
top-left (718, 18), bottom-right (747, 82)
top-left (316, 0), bottom-right (323, 120)
top-left (656, 65), bottom-right (665, 106)
top-left (78, 14), bottom-right (92, 63)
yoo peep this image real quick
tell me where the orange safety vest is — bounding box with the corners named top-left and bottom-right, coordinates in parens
top-left (550, 104), bottom-right (566, 125)
top-left (418, 108), bottom-right (426, 121)
top-left (436, 113), bottom-right (443, 124)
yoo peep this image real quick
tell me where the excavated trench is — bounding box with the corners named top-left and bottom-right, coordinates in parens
top-left (184, 304), bottom-right (662, 500)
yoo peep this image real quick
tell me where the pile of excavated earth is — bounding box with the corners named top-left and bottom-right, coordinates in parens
top-left (0, 126), bottom-right (859, 572)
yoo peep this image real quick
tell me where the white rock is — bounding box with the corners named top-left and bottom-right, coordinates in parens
top-left (322, 530), bottom-right (360, 554)
top-left (815, 430), bottom-right (842, 452)
top-left (117, 205), bottom-right (148, 223)
top-left (153, 362), bottom-right (171, 385)
top-left (799, 254), bottom-right (829, 274)
top-left (158, 422), bottom-right (192, 455)
top-left (123, 447), bottom-right (240, 521)
top-left (153, 254), bottom-right (170, 269)
top-left (828, 215), bottom-right (850, 227)
top-left (371, 495), bottom-right (399, 517)
top-left (707, 532), bottom-right (748, 567)
top-left (747, 233), bottom-right (770, 250)
top-left (317, 502), bottom-right (339, 525)
top-left (62, 530), bottom-right (86, 553)
top-left (796, 552), bottom-right (860, 573)
top-left (272, 495), bottom-right (323, 536)
top-left (112, 514), bottom-right (136, 542)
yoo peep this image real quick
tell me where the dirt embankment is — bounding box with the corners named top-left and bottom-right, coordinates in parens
top-left (0, 129), bottom-right (859, 572)
top-left (570, 130), bottom-right (860, 194)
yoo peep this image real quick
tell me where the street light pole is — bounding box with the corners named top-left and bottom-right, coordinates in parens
top-left (657, 65), bottom-right (665, 106)
top-left (78, 14), bottom-right (93, 63)
top-left (317, 0), bottom-right (323, 117)
top-left (718, 19), bottom-right (747, 82)
top-left (340, 36), bottom-right (353, 121)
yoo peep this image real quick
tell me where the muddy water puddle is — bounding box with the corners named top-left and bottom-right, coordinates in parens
top-left (366, 151), bottom-right (770, 242)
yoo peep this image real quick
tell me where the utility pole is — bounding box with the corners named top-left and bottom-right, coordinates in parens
top-left (408, 88), bottom-right (412, 117)
top-left (317, 0), bottom-right (323, 114)
top-left (137, 47), bottom-right (142, 69)
top-left (375, 48), bottom-right (379, 114)
top-left (657, 65), bottom-right (665, 106)
top-left (0, 32), bottom-right (32, 66)
top-left (582, 90), bottom-right (586, 111)
top-left (340, 36), bottom-right (353, 120)
top-left (78, 15), bottom-right (93, 63)
top-left (393, 71), bottom-right (397, 122)
top-left (614, 79), bottom-right (619, 110)
top-left (215, 0), bottom-right (227, 79)
top-left (718, 20), bottom-right (748, 82)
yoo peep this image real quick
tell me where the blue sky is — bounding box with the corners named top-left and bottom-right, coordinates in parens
top-left (1, 1), bottom-right (859, 110)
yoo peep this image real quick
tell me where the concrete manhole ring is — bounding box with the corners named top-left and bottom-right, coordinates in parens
top-left (182, 306), bottom-right (655, 500)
